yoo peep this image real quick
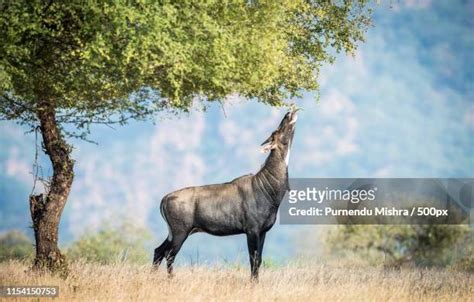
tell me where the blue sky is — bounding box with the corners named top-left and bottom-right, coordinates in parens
top-left (1, 0), bottom-right (473, 263)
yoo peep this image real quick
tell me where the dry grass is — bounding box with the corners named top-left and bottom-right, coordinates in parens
top-left (0, 261), bottom-right (472, 301)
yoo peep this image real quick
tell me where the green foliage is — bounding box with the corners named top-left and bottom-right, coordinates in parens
top-left (262, 257), bottom-right (279, 269)
top-left (0, 230), bottom-right (34, 262)
top-left (448, 230), bottom-right (474, 272)
top-left (325, 225), bottom-right (472, 270)
top-left (0, 0), bottom-right (371, 132)
top-left (67, 223), bottom-right (151, 265)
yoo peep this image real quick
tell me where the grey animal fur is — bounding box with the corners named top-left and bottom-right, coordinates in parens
top-left (153, 109), bottom-right (298, 280)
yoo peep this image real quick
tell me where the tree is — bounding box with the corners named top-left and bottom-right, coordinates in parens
top-left (0, 0), bottom-right (371, 274)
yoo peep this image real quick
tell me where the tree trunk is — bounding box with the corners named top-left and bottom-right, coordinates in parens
top-left (30, 104), bottom-right (74, 277)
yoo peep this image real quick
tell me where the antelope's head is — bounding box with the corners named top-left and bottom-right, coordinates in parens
top-left (260, 107), bottom-right (299, 160)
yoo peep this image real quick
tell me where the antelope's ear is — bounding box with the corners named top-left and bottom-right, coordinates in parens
top-left (260, 135), bottom-right (276, 153)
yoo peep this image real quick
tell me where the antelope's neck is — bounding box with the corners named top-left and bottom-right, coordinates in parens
top-left (284, 139), bottom-right (292, 166)
top-left (256, 149), bottom-right (290, 206)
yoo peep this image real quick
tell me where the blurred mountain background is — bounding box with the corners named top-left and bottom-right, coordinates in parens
top-left (1, 0), bottom-right (473, 264)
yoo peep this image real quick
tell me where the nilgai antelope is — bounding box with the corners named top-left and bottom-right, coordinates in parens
top-left (153, 108), bottom-right (298, 279)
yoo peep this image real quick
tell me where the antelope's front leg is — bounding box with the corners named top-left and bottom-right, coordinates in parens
top-left (246, 232), bottom-right (262, 281)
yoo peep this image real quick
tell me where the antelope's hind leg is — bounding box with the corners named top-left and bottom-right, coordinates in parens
top-left (165, 232), bottom-right (189, 276)
top-left (153, 239), bottom-right (171, 268)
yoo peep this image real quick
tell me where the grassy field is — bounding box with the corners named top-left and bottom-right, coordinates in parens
top-left (0, 261), bottom-right (472, 301)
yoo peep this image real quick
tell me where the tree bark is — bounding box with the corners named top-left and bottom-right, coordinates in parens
top-left (30, 104), bottom-right (74, 276)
